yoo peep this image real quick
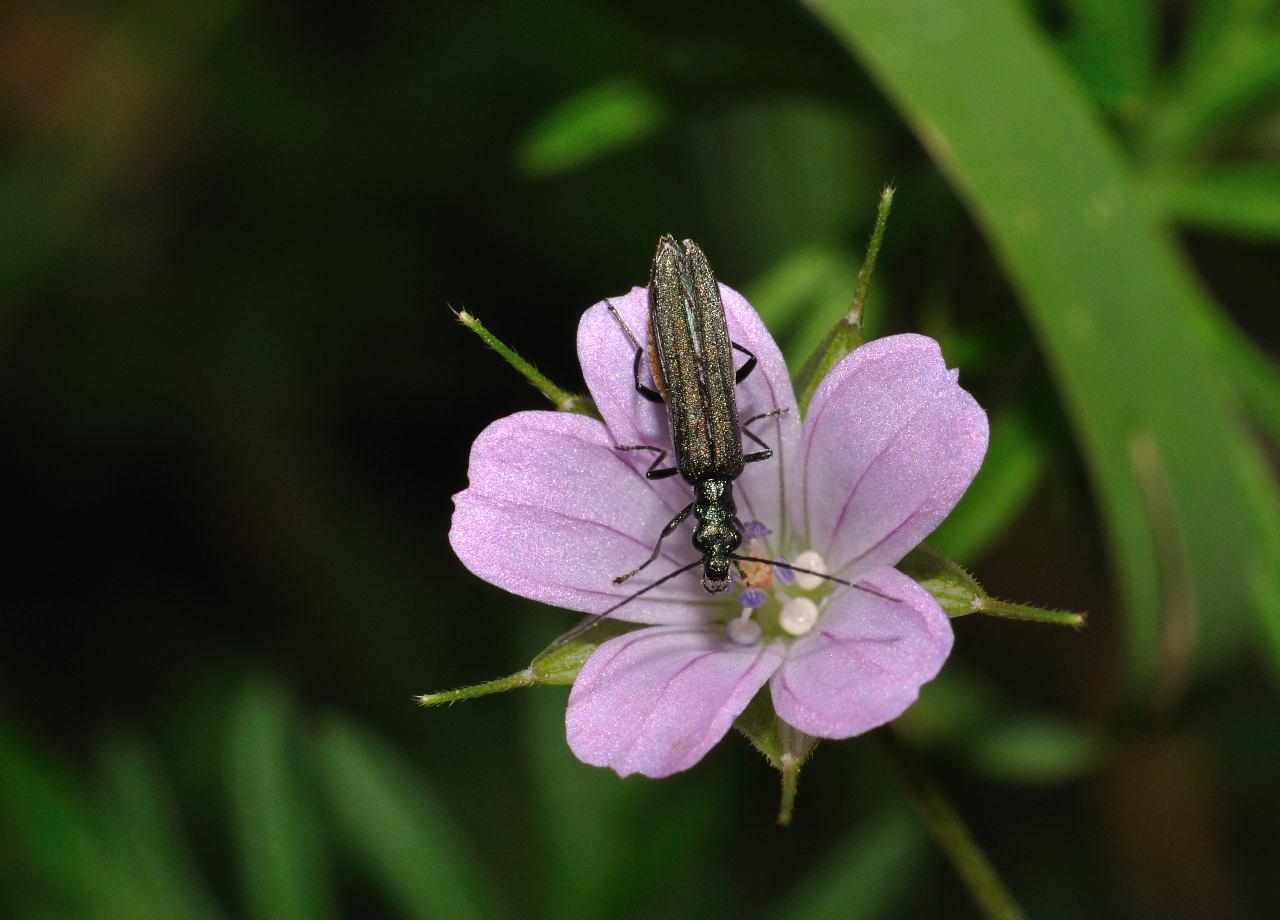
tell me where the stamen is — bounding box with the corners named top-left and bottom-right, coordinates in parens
top-left (779, 597), bottom-right (819, 636)
top-left (726, 610), bottom-right (762, 644)
top-left (791, 550), bottom-right (827, 591)
top-left (741, 520), bottom-right (772, 542)
top-left (739, 587), bottom-right (767, 609)
top-left (774, 557), bottom-right (796, 585)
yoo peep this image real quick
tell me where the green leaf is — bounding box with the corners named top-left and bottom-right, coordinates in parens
top-left (1151, 165), bottom-right (1280, 240)
top-left (1141, 3), bottom-right (1280, 162)
top-left (225, 679), bottom-right (334, 920)
top-left (964, 718), bottom-right (1106, 785)
top-left (96, 736), bottom-right (224, 920)
top-left (901, 545), bottom-right (1085, 628)
top-left (0, 723), bottom-right (143, 917)
top-left (928, 405), bottom-right (1047, 564)
top-left (514, 78), bottom-right (667, 178)
top-left (770, 809), bottom-right (928, 920)
top-left (520, 666), bottom-right (721, 919)
top-left (745, 244), bottom-right (861, 369)
top-left (806, 0), bottom-right (1280, 699)
top-left (314, 718), bottom-right (502, 920)
top-left (1059, 0), bottom-right (1155, 114)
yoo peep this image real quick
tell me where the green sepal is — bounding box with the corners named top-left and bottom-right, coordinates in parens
top-left (527, 619), bottom-right (640, 685)
top-left (793, 185), bottom-right (894, 415)
top-left (900, 545), bottom-right (1086, 628)
top-left (453, 308), bottom-right (599, 418)
top-left (415, 619), bottom-right (641, 707)
top-left (734, 690), bottom-right (818, 826)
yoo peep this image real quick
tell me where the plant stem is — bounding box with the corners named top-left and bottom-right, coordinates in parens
top-left (976, 597), bottom-right (1086, 628)
top-left (877, 729), bottom-right (1025, 920)
top-left (414, 670), bottom-right (535, 707)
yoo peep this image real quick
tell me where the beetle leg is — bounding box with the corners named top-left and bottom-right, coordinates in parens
top-left (614, 501), bottom-right (695, 584)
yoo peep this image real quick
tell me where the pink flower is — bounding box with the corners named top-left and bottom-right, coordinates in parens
top-left (450, 284), bottom-right (987, 778)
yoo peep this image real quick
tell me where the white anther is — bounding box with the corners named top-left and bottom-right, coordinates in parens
top-left (726, 616), bottom-right (762, 645)
top-left (779, 597), bottom-right (819, 636)
top-left (791, 550), bottom-right (827, 591)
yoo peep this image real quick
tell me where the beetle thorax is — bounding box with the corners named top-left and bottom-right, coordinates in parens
top-left (692, 479), bottom-right (742, 592)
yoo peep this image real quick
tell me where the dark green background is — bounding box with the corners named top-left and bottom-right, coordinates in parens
top-left (2, 1), bottom-right (1278, 917)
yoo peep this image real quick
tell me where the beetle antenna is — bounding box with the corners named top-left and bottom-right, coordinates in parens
top-left (549, 559), bottom-right (704, 649)
top-left (729, 554), bottom-right (901, 603)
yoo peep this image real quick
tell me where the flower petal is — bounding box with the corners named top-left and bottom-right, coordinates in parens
top-left (449, 410), bottom-right (713, 624)
top-left (567, 626), bottom-right (784, 777)
top-left (576, 283), bottom-right (800, 547)
top-left (770, 566), bottom-right (952, 738)
top-left (793, 334), bottom-right (987, 578)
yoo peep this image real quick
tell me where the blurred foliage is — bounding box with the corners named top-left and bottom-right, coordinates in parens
top-left (1, 0), bottom-right (1279, 918)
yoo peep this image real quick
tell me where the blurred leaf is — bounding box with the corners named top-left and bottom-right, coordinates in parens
top-left (1140, 1), bottom-right (1280, 161)
top-left (770, 809), bottom-right (927, 920)
top-left (514, 78), bottom-right (667, 178)
top-left (1059, 0), bottom-right (1155, 115)
top-left (96, 736), bottom-right (224, 920)
top-left (314, 717), bottom-right (502, 920)
top-left (692, 97), bottom-right (879, 268)
top-left (790, 186), bottom-right (896, 414)
top-left (1151, 164), bottom-right (1280, 240)
top-left (964, 717), bottom-right (1105, 785)
top-left (226, 679), bottom-right (335, 920)
top-left (745, 244), bottom-right (860, 369)
top-left (0, 723), bottom-right (143, 917)
top-left (521, 632), bottom-right (720, 919)
top-left (929, 405), bottom-right (1047, 564)
top-left (807, 0), bottom-right (1280, 698)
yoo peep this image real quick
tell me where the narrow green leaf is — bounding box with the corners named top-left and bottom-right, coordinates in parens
top-left (1141, 6), bottom-right (1280, 162)
top-left (928, 405), bottom-right (1047, 564)
top-left (771, 809), bottom-right (927, 920)
top-left (225, 679), bottom-right (334, 920)
top-left (514, 79), bottom-right (667, 178)
top-left (520, 678), bottom-right (720, 919)
top-left (1151, 165), bottom-right (1280, 240)
top-left (0, 723), bottom-right (143, 918)
top-left (96, 737), bottom-right (224, 920)
top-left (806, 0), bottom-right (1280, 698)
top-left (314, 718), bottom-right (501, 920)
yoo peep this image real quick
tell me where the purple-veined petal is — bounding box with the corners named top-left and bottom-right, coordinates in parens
top-left (576, 283), bottom-right (800, 547)
top-left (567, 626), bottom-right (784, 777)
top-left (449, 410), bottom-right (715, 624)
top-left (770, 566), bottom-right (952, 738)
top-left (792, 334), bottom-right (987, 579)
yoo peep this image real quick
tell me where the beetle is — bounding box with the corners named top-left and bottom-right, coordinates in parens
top-left (607, 234), bottom-right (783, 593)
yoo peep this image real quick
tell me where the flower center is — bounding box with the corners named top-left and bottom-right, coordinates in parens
top-left (720, 528), bottom-right (830, 643)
